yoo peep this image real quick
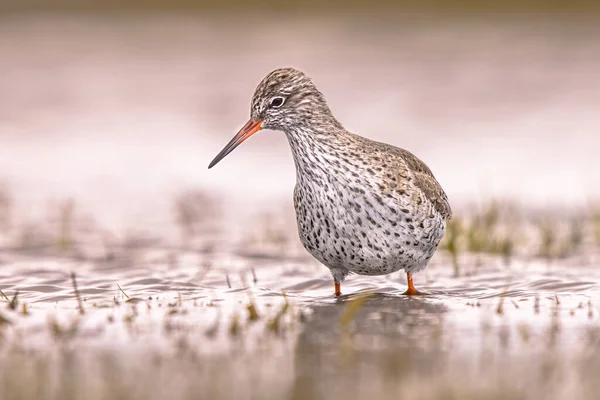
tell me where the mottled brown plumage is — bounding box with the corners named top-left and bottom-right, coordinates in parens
top-left (362, 140), bottom-right (452, 220)
top-left (209, 68), bottom-right (451, 296)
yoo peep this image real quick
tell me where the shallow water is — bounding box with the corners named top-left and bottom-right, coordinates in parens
top-left (1, 245), bottom-right (600, 399)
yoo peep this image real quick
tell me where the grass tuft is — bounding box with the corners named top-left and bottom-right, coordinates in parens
top-left (339, 293), bottom-right (373, 329)
top-left (266, 293), bottom-right (290, 334)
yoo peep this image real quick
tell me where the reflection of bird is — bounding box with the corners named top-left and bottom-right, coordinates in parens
top-left (209, 68), bottom-right (451, 296)
top-left (290, 294), bottom-right (448, 397)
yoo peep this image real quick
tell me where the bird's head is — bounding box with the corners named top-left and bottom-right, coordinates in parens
top-left (208, 68), bottom-right (338, 169)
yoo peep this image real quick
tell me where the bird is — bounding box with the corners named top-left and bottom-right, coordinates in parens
top-left (208, 68), bottom-right (452, 296)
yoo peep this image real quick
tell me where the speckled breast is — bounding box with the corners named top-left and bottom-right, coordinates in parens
top-left (293, 176), bottom-right (446, 276)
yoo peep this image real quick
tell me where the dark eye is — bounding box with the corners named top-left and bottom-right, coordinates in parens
top-left (270, 96), bottom-right (285, 108)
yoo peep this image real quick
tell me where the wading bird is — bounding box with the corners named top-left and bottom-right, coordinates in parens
top-left (209, 68), bottom-right (451, 296)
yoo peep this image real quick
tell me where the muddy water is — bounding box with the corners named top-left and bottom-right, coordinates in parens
top-left (0, 13), bottom-right (600, 400)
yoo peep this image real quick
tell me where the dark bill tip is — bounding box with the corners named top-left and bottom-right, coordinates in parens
top-left (208, 119), bottom-right (263, 169)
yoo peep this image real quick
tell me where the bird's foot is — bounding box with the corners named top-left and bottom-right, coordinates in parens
top-left (403, 272), bottom-right (424, 295)
top-left (402, 287), bottom-right (424, 296)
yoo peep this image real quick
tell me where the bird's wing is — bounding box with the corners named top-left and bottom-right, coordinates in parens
top-left (349, 132), bottom-right (452, 220)
top-left (398, 149), bottom-right (453, 220)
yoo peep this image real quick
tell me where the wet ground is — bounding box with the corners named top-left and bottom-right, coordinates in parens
top-left (1, 13), bottom-right (600, 400)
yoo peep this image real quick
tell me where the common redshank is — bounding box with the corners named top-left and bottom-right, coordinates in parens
top-left (208, 68), bottom-right (452, 296)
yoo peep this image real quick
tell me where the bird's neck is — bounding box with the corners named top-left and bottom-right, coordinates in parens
top-left (283, 122), bottom-right (352, 184)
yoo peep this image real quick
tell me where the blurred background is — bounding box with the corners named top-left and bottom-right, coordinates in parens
top-left (0, 0), bottom-right (599, 246)
top-left (1, 3), bottom-right (600, 400)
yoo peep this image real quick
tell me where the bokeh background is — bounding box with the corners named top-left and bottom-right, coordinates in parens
top-left (1, 0), bottom-right (599, 245)
top-left (1, 3), bottom-right (600, 400)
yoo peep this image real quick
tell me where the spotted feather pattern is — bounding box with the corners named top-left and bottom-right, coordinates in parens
top-left (248, 68), bottom-right (452, 284)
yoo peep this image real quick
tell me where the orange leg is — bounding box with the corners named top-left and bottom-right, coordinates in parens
top-left (334, 282), bottom-right (341, 297)
top-left (402, 273), bottom-right (423, 296)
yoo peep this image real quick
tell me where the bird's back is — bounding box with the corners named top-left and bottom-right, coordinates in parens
top-left (343, 132), bottom-right (452, 221)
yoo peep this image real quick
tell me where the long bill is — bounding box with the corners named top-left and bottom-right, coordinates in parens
top-left (208, 119), bottom-right (263, 169)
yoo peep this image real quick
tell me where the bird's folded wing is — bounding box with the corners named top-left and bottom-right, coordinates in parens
top-left (398, 149), bottom-right (453, 220)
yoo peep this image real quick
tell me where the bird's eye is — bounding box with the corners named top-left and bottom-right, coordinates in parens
top-left (270, 96), bottom-right (285, 108)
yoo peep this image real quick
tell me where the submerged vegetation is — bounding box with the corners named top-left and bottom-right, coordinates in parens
top-left (0, 277), bottom-right (598, 400)
top-left (439, 201), bottom-right (600, 276)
